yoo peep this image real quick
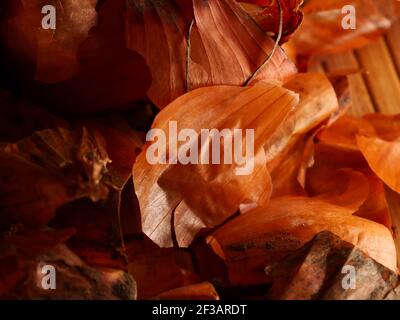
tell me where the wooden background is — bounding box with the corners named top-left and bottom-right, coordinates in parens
top-left (310, 20), bottom-right (400, 267)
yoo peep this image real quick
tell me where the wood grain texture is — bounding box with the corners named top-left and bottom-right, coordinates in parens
top-left (385, 20), bottom-right (400, 78)
top-left (355, 37), bottom-right (400, 115)
top-left (347, 72), bottom-right (376, 117)
top-left (308, 51), bottom-right (375, 117)
top-left (309, 22), bottom-right (400, 269)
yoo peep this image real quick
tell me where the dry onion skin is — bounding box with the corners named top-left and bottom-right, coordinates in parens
top-left (1, 0), bottom-right (400, 300)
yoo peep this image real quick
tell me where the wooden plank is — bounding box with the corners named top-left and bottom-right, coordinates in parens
top-left (326, 51), bottom-right (376, 117)
top-left (385, 20), bottom-right (400, 78)
top-left (324, 51), bottom-right (359, 76)
top-left (347, 72), bottom-right (376, 117)
top-left (355, 37), bottom-right (400, 115)
top-left (312, 51), bottom-right (375, 117)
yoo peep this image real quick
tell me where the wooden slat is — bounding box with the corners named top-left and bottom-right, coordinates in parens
top-left (324, 51), bottom-right (359, 75)
top-left (355, 38), bottom-right (400, 115)
top-left (313, 51), bottom-right (375, 117)
top-left (385, 20), bottom-right (400, 78)
top-left (325, 51), bottom-right (375, 117)
top-left (347, 72), bottom-right (376, 117)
